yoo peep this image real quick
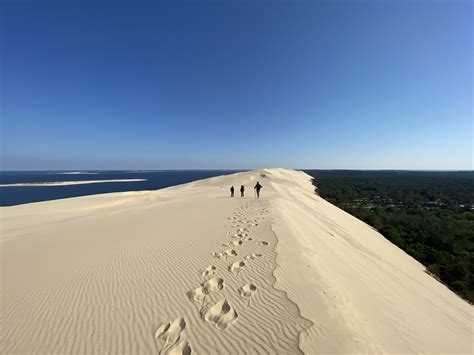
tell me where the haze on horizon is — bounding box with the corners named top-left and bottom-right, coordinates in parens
top-left (1, 0), bottom-right (472, 171)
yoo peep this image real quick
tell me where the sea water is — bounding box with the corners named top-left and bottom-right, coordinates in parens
top-left (0, 170), bottom-right (241, 206)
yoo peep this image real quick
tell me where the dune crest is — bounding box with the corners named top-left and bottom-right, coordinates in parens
top-left (0, 169), bottom-right (471, 354)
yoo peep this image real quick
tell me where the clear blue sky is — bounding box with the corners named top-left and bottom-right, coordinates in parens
top-left (2, 0), bottom-right (472, 170)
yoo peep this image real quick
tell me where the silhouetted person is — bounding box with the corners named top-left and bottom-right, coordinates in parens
top-left (254, 182), bottom-right (262, 198)
top-left (240, 185), bottom-right (245, 197)
top-left (230, 186), bottom-right (235, 197)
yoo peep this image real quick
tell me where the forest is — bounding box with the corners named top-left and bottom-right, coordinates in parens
top-left (304, 170), bottom-right (474, 303)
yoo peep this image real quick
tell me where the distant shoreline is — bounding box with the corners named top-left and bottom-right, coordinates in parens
top-left (0, 179), bottom-right (147, 187)
top-left (58, 172), bottom-right (99, 175)
top-left (0, 171), bottom-right (239, 206)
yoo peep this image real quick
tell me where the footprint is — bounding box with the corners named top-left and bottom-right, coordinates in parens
top-left (201, 299), bottom-right (238, 330)
top-left (223, 240), bottom-right (243, 247)
top-left (223, 249), bottom-right (238, 257)
top-left (228, 260), bottom-right (245, 274)
top-left (154, 318), bottom-right (186, 351)
top-left (245, 253), bottom-right (263, 260)
top-left (203, 276), bottom-right (224, 293)
top-left (239, 283), bottom-right (257, 298)
top-left (238, 234), bottom-right (252, 241)
top-left (212, 249), bottom-right (238, 260)
top-left (237, 229), bottom-right (249, 236)
top-left (187, 286), bottom-right (207, 304)
top-left (187, 277), bottom-right (224, 305)
top-left (256, 241), bottom-right (269, 246)
top-left (202, 265), bottom-right (216, 277)
top-left (167, 340), bottom-right (192, 355)
top-left (211, 251), bottom-right (223, 259)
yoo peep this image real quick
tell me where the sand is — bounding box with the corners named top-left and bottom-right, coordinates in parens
top-left (0, 169), bottom-right (471, 354)
top-left (59, 172), bottom-right (100, 175)
top-left (0, 179), bottom-right (146, 187)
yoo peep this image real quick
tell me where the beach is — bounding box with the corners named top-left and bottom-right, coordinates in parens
top-left (0, 168), bottom-right (471, 354)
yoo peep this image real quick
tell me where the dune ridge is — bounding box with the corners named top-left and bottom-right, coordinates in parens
top-left (0, 169), bottom-right (471, 354)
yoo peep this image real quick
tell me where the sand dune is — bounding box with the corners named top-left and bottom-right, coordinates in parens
top-left (0, 169), bottom-right (471, 354)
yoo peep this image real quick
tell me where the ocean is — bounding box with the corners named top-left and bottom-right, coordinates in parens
top-left (0, 170), bottom-right (241, 206)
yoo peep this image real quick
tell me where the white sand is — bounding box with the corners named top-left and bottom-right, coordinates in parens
top-left (0, 179), bottom-right (146, 187)
top-left (59, 172), bottom-right (99, 175)
top-left (0, 169), bottom-right (471, 354)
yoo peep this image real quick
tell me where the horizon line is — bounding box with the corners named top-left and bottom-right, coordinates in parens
top-left (1, 168), bottom-right (473, 172)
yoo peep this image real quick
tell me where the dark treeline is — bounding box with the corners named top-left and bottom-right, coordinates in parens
top-left (304, 170), bottom-right (474, 303)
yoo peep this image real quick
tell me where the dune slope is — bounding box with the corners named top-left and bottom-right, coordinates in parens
top-left (0, 169), bottom-right (471, 354)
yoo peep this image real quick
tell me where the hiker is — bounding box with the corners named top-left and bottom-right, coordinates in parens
top-left (254, 182), bottom-right (262, 198)
top-left (240, 185), bottom-right (245, 197)
top-left (230, 186), bottom-right (235, 197)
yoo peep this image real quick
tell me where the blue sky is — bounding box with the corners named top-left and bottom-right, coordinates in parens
top-left (2, 0), bottom-right (472, 170)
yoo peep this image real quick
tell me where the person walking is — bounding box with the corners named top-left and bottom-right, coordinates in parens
top-left (240, 185), bottom-right (245, 197)
top-left (254, 182), bottom-right (262, 198)
top-left (230, 186), bottom-right (235, 197)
